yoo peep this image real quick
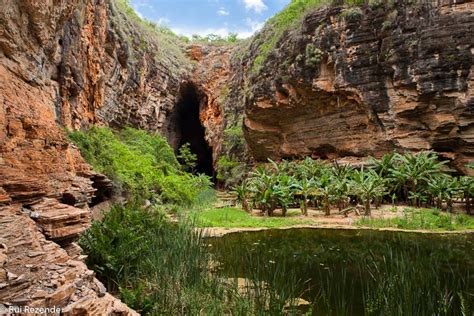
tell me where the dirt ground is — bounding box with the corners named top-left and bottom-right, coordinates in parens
top-left (249, 204), bottom-right (405, 226)
top-left (203, 204), bottom-right (473, 237)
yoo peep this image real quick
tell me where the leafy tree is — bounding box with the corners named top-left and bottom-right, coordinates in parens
top-left (177, 143), bottom-right (197, 173)
top-left (226, 32), bottom-right (239, 43)
top-left (216, 156), bottom-right (244, 188)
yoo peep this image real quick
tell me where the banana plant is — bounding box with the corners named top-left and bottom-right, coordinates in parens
top-left (232, 179), bottom-right (251, 213)
top-left (350, 169), bottom-right (386, 216)
top-left (316, 172), bottom-right (337, 216)
top-left (390, 151), bottom-right (448, 206)
top-left (274, 175), bottom-right (297, 217)
top-left (331, 163), bottom-right (353, 212)
top-left (458, 176), bottom-right (474, 214)
top-left (248, 167), bottom-right (278, 216)
top-left (293, 177), bottom-right (317, 216)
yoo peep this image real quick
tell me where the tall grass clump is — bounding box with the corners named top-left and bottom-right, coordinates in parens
top-left (80, 203), bottom-right (219, 314)
top-left (80, 203), bottom-right (308, 314)
top-left (69, 126), bottom-right (211, 205)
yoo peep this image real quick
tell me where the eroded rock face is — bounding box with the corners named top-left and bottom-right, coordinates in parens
top-left (0, 205), bottom-right (137, 315)
top-left (0, 1), bottom-right (184, 313)
top-left (188, 45), bottom-right (232, 163)
top-left (240, 1), bottom-right (474, 174)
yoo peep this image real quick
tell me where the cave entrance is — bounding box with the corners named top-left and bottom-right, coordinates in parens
top-left (171, 83), bottom-right (214, 179)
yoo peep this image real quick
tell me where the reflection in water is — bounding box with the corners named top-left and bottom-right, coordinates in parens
top-left (209, 229), bottom-right (474, 315)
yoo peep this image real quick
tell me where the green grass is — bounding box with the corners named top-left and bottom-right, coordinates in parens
top-left (194, 207), bottom-right (312, 228)
top-left (357, 208), bottom-right (474, 231)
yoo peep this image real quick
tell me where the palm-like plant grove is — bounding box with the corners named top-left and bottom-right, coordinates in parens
top-left (232, 151), bottom-right (473, 217)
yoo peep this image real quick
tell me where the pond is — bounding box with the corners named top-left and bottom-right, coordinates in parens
top-left (208, 228), bottom-right (474, 315)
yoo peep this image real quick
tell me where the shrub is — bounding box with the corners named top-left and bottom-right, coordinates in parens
top-left (216, 156), bottom-right (245, 188)
top-left (305, 43), bottom-right (323, 66)
top-left (177, 143), bottom-right (197, 173)
top-left (69, 127), bottom-right (208, 205)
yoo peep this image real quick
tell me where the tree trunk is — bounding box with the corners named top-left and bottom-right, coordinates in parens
top-left (301, 200), bottom-right (308, 216)
top-left (282, 206), bottom-right (287, 217)
top-left (411, 182), bottom-right (417, 207)
top-left (465, 194), bottom-right (472, 215)
top-left (242, 199), bottom-right (250, 213)
top-left (324, 196), bottom-right (330, 216)
top-left (447, 199), bottom-right (453, 213)
top-left (364, 197), bottom-right (371, 216)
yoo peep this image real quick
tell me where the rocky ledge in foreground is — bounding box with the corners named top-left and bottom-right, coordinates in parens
top-left (0, 205), bottom-right (137, 315)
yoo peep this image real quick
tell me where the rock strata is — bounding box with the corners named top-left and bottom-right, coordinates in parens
top-left (0, 205), bottom-right (137, 315)
top-left (239, 1), bottom-right (474, 174)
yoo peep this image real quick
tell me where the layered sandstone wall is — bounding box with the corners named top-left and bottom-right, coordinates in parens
top-left (0, 0), bottom-right (190, 207)
top-left (237, 0), bottom-right (473, 174)
top-left (0, 0), bottom-right (189, 312)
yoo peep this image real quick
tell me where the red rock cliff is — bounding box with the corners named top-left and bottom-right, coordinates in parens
top-left (0, 0), bottom-right (190, 313)
top-left (235, 1), bottom-right (473, 174)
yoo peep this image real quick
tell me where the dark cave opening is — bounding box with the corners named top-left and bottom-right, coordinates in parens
top-left (172, 83), bottom-right (214, 179)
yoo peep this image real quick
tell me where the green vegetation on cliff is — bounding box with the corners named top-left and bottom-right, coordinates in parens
top-left (250, 0), bottom-right (369, 74)
top-left (69, 127), bottom-right (211, 205)
top-left (112, 0), bottom-right (192, 74)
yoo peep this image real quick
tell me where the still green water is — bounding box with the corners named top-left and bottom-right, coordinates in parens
top-left (209, 228), bottom-right (474, 315)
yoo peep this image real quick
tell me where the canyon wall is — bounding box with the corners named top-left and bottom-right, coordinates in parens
top-left (236, 0), bottom-right (473, 174)
top-left (0, 0), bottom-right (473, 312)
top-left (0, 0), bottom-right (191, 312)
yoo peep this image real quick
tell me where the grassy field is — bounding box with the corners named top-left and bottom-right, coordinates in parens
top-left (194, 207), bottom-right (312, 228)
top-left (357, 208), bottom-right (474, 231)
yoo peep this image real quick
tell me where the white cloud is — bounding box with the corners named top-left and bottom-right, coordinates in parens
top-left (245, 18), bottom-right (264, 32)
top-left (157, 17), bottom-right (170, 25)
top-left (243, 0), bottom-right (267, 13)
top-left (171, 24), bottom-right (261, 39)
top-left (217, 7), bottom-right (230, 16)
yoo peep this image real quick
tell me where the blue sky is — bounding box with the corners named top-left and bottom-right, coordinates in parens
top-left (130, 0), bottom-right (291, 38)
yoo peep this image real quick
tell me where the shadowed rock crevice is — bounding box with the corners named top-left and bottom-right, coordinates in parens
top-left (166, 82), bottom-right (214, 178)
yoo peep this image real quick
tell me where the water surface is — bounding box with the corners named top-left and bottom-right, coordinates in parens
top-left (209, 228), bottom-right (474, 315)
